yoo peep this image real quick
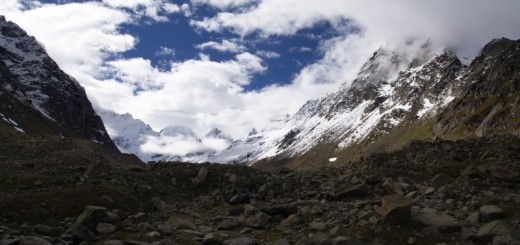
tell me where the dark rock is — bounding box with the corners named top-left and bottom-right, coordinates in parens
top-left (479, 205), bottom-right (505, 222)
top-left (217, 219), bottom-right (240, 230)
top-left (272, 238), bottom-right (291, 245)
top-left (381, 194), bottom-right (412, 224)
top-left (280, 214), bottom-right (300, 227)
top-left (17, 236), bottom-right (52, 245)
top-left (157, 224), bottom-right (174, 235)
top-left (150, 240), bottom-right (177, 245)
top-left (225, 236), bottom-right (256, 245)
top-left (332, 236), bottom-right (363, 245)
top-left (260, 205), bottom-right (298, 218)
top-left (75, 205), bottom-right (109, 231)
top-left (330, 184), bottom-right (366, 201)
top-left (489, 166), bottom-right (520, 182)
top-left (245, 212), bottom-right (271, 229)
top-left (413, 208), bottom-right (460, 233)
top-left (203, 232), bottom-right (226, 244)
top-left (383, 179), bottom-right (403, 194)
top-left (309, 221), bottom-right (327, 231)
top-left (103, 240), bottom-right (124, 245)
top-left (431, 174), bottom-right (451, 189)
top-left (68, 224), bottom-right (95, 244)
top-left (229, 194), bottom-right (250, 205)
top-left (473, 220), bottom-right (520, 243)
top-left (329, 225), bottom-right (350, 237)
top-left (96, 223), bottom-right (115, 235)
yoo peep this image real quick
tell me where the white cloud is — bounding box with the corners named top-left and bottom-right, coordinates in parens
top-left (290, 46), bottom-right (312, 53)
top-left (102, 0), bottom-right (180, 22)
top-left (191, 0), bottom-right (520, 58)
top-left (195, 39), bottom-right (245, 53)
top-left (191, 0), bottom-right (258, 10)
top-left (155, 46), bottom-right (175, 56)
top-left (255, 50), bottom-right (280, 59)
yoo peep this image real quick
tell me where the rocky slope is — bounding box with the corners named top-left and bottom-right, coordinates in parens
top-left (1, 135), bottom-right (519, 244)
top-left (0, 16), bottom-right (115, 148)
top-left (211, 38), bottom-right (520, 170)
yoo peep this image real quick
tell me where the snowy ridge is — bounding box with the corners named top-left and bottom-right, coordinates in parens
top-left (99, 110), bottom-right (234, 163)
top-left (208, 45), bottom-right (464, 165)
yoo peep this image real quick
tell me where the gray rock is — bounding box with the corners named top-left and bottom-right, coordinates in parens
top-left (68, 224), bottom-right (95, 243)
top-left (203, 232), bottom-right (226, 244)
top-left (171, 177), bottom-right (177, 186)
top-left (331, 184), bottom-right (365, 201)
top-left (488, 166), bottom-right (520, 182)
top-left (244, 204), bottom-right (256, 217)
top-left (103, 240), bottom-right (125, 245)
top-left (309, 221), bottom-right (327, 231)
top-left (17, 236), bottom-right (52, 245)
top-left (75, 205), bottom-right (109, 231)
top-left (167, 214), bottom-right (198, 231)
top-left (476, 220), bottom-right (520, 243)
top-left (96, 223), bottom-right (115, 235)
top-left (413, 208), bottom-right (460, 233)
top-left (150, 239), bottom-right (177, 245)
top-left (280, 214), bottom-right (300, 227)
top-left (192, 167), bottom-right (209, 187)
top-left (383, 179), bottom-right (403, 195)
top-left (229, 194), bottom-right (250, 205)
top-left (329, 225), bottom-right (350, 237)
top-left (103, 240), bottom-right (124, 245)
top-left (332, 236), bottom-right (364, 245)
top-left (272, 238), bottom-right (291, 245)
top-left (225, 236), bottom-right (256, 245)
top-left (157, 223), bottom-right (174, 235)
top-left (217, 218), bottom-right (240, 230)
top-left (229, 174), bottom-right (238, 183)
top-left (479, 205), bottom-right (505, 222)
top-left (381, 194), bottom-right (412, 224)
top-left (431, 174), bottom-right (451, 189)
top-left (245, 212), bottom-right (271, 229)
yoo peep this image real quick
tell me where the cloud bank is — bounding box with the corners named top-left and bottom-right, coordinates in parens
top-left (1, 0), bottom-right (520, 158)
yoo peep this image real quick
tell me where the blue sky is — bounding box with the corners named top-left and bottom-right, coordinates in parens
top-left (2, 0), bottom-right (520, 146)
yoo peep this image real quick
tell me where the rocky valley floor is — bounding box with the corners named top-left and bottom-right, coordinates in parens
top-left (1, 135), bottom-right (520, 245)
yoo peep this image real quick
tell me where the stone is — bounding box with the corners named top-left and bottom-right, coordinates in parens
top-left (302, 232), bottom-right (329, 245)
top-left (488, 166), bottom-right (520, 182)
top-left (147, 231), bottom-right (161, 237)
top-left (217, 219), bottom-right (240, 230)
top-left (280, 214), bottom-right (300, 227)
top-left (332, 236), bottom-right (363, 245)
top-left (192, 166), bottom-right (209, 187)
top-left (309, 221), bottom-right (327, 231)
top-left (244, 204), bottom-right (256, 217)
top-left (413, 208), bottom-right (460, 233)
top-left (168, 214), bottom-right (198, 231)
top-left (20, 222), bottom-right (34, 235)
top-left (96, 223), bottom-right (116, 235)
top-left (68, 224), bottom-right (95, 243)
top-left (229, 194), bottom-right (250, 205)
top-left (431, 174), bottom-right (451, 189)
top-left (203, 232), bottom-right (225, 244)
top-left (17, 236), bottom-right (52, 245)
top-left (479, 205), bottom-right (505, 222)
top-left (329, 225), bottom-right (350, 237)
top-left (138, 222), bottom-right (154, 232)
top-left (381, 194), bottom-right (412, 224)
top-left (75, 205), bottom-right (109, 231)
top-left (157, 224), bottom-right (174, 235)
top-left (171, 177), bottom-right (177, 186)
top-left (331, 184), bottom-right (365, 200)
top-left (225, 236), bottom-right (256, 245)
top-left (229, 174), bottom-right (238, 183)
top-left (33, 180), bottom-right (43, 186)
top-left (150, 239), bottom-right (177, 245)
top-left (475, 220), bottom-right (520, 243)
top-left (245, 212), bottom-right (271, 229)
top-left (103, 240), bottom-right (124, 245)
top-left (461, 165), bottom-right (479, 178)
top-left (383, 179), bottom-right (403, 195)
top-left (272, 238), bottom-right (291, 245)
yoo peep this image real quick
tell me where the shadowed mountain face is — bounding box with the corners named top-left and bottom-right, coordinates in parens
top-left (0, 16), bottom-right (115, 148)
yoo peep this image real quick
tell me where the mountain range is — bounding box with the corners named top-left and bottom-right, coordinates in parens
top-left (1, 14), bottom-right (519, 171)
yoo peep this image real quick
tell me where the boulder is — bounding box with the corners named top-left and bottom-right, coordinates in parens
top-left (479, 205), bottom-right (505, 222)
top-left (329, 225), bottom-right (350, 237)
top-left (18, 236), bottom-right (52, 245)
top-left (280, 214), bottom-right (300, 227)
top-left (332, 236), bottom-right (364, 245)
top-left (192, 167), bottom-right (209, 187)
top-left (431, 174), bottom-right (451, 189)
top-left (225, 237), bottom-right (256, 245)
top-left (383, 179), bottom-right (403, 195)
top-left (488, 166), bottom-right (520, 182)
top-left (96, 223), bottom-right (116, 235)
top-left (413, 208), bottom-right (460, 233)
top-left (229, 194), bottom-right (250, 205)
top-left (245, 212), bottom-right (271, 229)
top-left (474, 220), bottom-right (520, 243)
top-left (331, 184), bottom-right (366, 200)
top-left (75, 206), bottom-right (109, 231)
top-left (381, 194), bottom-right (412, 224)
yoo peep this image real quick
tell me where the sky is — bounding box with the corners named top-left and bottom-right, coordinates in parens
top-left (1, 0), bottom-right (520, 152)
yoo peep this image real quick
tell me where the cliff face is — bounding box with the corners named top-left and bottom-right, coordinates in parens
top-left (0, 16), bottom-right (115, 148)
